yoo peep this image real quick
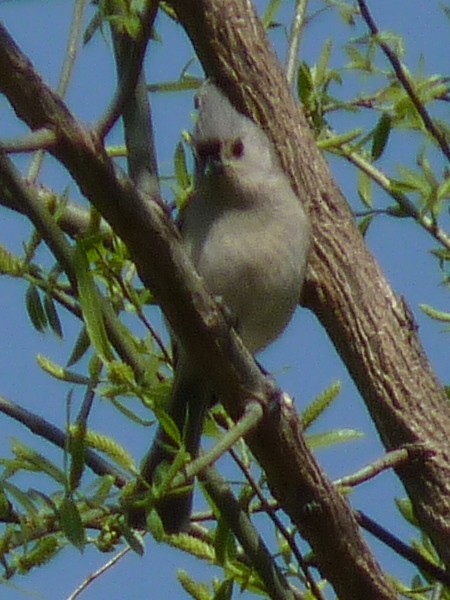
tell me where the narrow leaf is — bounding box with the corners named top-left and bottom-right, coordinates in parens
top-left (2, 481), bottom-right (38, 516)
top-left (68, 423), bottom-right (87, 492)
top-left (420, 304), bottom-right (450, 322)
top-left (307, 428), bottom-right (364, 450)
top-left (371, 113), bottom-right (392, 160)
top-left (59, 496), bottom-right (86, 551)
top-left (37, 354), bottom-right (92, 385)
top-left (12, 439), bottom-right (66, 485)
top-left (73, 242), bottom-right (113, 363)
top-left (25, 284), bottom-right (47, 333)
top-left (302, 381), bottom-right (342, 429)
top-left (174, 142), bottom-right (191, 190)
top-left (358, 214), bottom-right (375, 237)
top-left (358, 170), bottom-right (373, 208)
top-left (122, 522), bottom-right (145, 556)
top-left (67, 326), bottom-right (91, 367)
top-left (44, 293), bottom-right (63, 338)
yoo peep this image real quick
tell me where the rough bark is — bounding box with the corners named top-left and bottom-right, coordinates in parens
top-left (168, 0), bottom-right (450, 569)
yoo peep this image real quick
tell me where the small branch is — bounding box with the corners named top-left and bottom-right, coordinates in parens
top-left (0, 152), bottom-right (76, 287)
top-left (0, 151), bottom-right (147, 379)
top-left (0, 129), bottom-right (57, 153)
top-left (58, 0), bottom-right (89, 99)
top-left (111, 28), bottom-right (161, 199)
top-left (336, 142), bottom-right (450, 252)
top-left (200, 466), bottom-right (302, 600)
top-left (0, 175), bottom-right (111, 240)
top-left (286, 0), bottom-right (309, 87)
top-left (28, 0), bottom-right (88, 182)
top-left (0, 395), bottom-right (127, 487)
top-left (333, 445), bottom-right (434, 489)
top-left (356, 511), bottom-right (450, 587)
top-left (185, 401), bottom-right (263, 482)
top-left (96, 2), bottom-right (159, 140)
top-left (356, 0), bottom-right (450, 162)
top-left (231, 448), bottom-right (325, 600)
top-left (66, 547), bottom-right (130, 600)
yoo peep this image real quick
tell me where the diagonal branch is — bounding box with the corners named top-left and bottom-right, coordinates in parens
top-left (356, 0), bottom-right (450, 162)
top-left (0, 395), bottom-right (127, 487)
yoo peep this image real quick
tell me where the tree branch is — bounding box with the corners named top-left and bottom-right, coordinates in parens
top-left (0, 395), bottom-right (127, 487)
top-left (356, 0), bottom-right (450, 162)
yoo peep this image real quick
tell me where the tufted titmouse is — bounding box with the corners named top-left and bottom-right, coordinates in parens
top-left (139, 82), bottom-right (312, 533)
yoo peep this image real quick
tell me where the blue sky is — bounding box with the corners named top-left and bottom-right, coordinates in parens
top-left (0, 1), bottom-right (449, 598)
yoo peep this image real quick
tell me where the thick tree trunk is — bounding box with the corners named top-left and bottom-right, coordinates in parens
top-left (168, 0), bottom-right (450, 569)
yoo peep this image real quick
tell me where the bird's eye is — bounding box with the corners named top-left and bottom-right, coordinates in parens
top-left (196, 140), bottom-right (222, 162)
top-left (231, 139), bottom-right (244, 158)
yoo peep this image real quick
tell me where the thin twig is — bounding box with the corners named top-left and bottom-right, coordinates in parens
top-left (231, 448), bottom-right (325, 600)
top-left (0, 129), bottom-right (57, 153)
top-left (28, 0), bottom-right (88, 182)
top-left (0, 152), bottom-right (76, 286)
top-left (336, 143), bottom-right (450, 252)
top-left (96, 3), bottom-right (159, 139)
top-left (356, 0), bottom-right (450, 162)
top-left (0, 395), bottom-right (127, 487)
top-left (0, 151), bottom-right (148, 379)
top-left (185, 401), bottom-right (263, 481)
top-left (66, 547), bottom-right (130, 600)
top-left (286, 0), bottom-right (309, 87)
top-left (0, 177), bottom-right (111, 240)
top-left (356, 511), bottom-right (450, 587)
top-left (333, 445), bottom-right (434, 489)
top-left (200, 466), bottom-right (302, 600)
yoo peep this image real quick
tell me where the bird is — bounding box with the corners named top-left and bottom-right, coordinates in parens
top-left (137, 82), bottom-right (312, 533)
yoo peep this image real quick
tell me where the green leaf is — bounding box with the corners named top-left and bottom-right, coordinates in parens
top-left (371, 113), bottom-right (391, 160)
top-left (316, 40), bottom-right (333, 89)
top-left (301, 381), bottom-right (341, 429)
top-left (358, 214), bottom-right (375, 237)
top-left (1, 481), bottom-right (39, 516)
top-left (68, 423), bottom-right (87, 492)
top-left (25, 284), bottom-right (47, 333)
top-left (67, 326), bottom-right (91, 367)
top-left (157, 410), bottom-right (182, 446)
top-left (318, 128), bottom-right (363, 150)
top-left (12, 439), bottom-right (66, 485)
top-left (122, 521), bottom-right (145, 556)
top-left (178, 570), bottom-right (211, 600)
top-left (0, 243), bottom-right (24, 276)
top-left (147, 74), bottom-right (202, 93)
top-left (43, 293), bottom-right (63, 338)
top-left (37, 354), bottom-right (92, 385)
top-left (358, 170), bottom-right (373, 208)
top-left (307, 428), bottom-right (364, 450)
top-left (213, 578), bottom-right (234, 600)
top-left (420, 304), bottom-right (450, 322)
top-left (262, 0), bottom-right (283, 29)
top-left (395, 497), bottom-right (418, 527)
top-left (73, 242), bottom-right (114, 363)
top-left (0, 485), bottom-right (14, 519)
top-left (174, 141), bottom-right (191, 190)
top-left (297, 62), bottom-right (314, 107)
top-left (84, 429), bottom-right (137, 473)
top-left (87, 475), bottom-right (116, 506)
top-left (437, 175), bottom-right (450, 202)
top-left (59, 496), bottom-right (86, 551)
top-left (15, 537), bottom-right (61, 574)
